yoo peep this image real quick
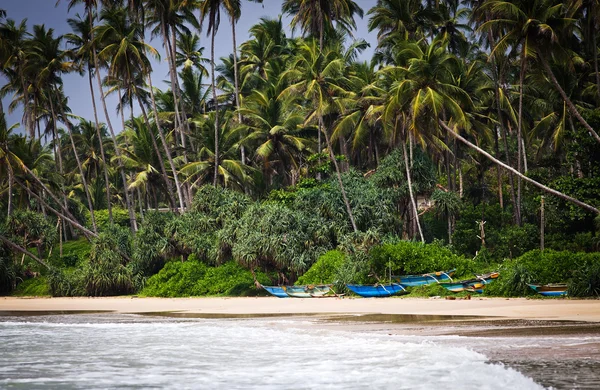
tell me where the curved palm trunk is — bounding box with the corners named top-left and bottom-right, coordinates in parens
top-left (401, 136), bottom-right (424, 243)
top-left (88, 69), bottom-right (112, 223)
top-left (210, 27), bottom-right (220, 187)
top-left (439, 121), bottom-right (600, 215)
top-left (538, 53), bottom-right (600, 144)
top-left (145, 74), bottom-right (186, 212)
top-left (92, 51), bottom-right (137, 232)
top-left (321, 115), bottom-right (358, 233)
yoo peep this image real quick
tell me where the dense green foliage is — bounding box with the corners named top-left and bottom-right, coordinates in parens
top-left (140, 259), bottom-right (269, 297)
top-left (370, 241), bottom-right (478, 280)
top-left (486, 250), bottom-right (600, 297)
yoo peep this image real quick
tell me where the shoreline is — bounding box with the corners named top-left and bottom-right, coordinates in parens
top-left (2, 295), bottom-right (600, 322)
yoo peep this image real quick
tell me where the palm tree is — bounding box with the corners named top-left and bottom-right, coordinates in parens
top-left (282, 39), bottom-right (358, 232)
top-left (181, 111), bottom-right (255, 191)
top-left (0, 19), bottom-right (34, 138)
top-left (482, 0), bottom-right (600, 145)
top-left (66, 12), bottom-right (113, 223)
top-left (282, 0), bottom-right (364, 51)
top-left (237, 74), bottom-right (315, 187)
top-left (198, 0), bottom-right (224, 186)
top-left (26, 24), bottom-right (99, 233)
top-left (145, 0), bottom-right (197, 168)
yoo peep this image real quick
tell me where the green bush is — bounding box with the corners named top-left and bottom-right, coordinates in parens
top-left (84, 225), bottom-right (135, 296)
top-left (297, 250), bottom-right (345, 285)
top-left (90, 208), bottom-right (132, 230)
top-left (12, 277), bottom-right (50, 296)
top-left (140, 260), bottom-right (269, 297)
top-left (488, 249), bottom-right (600, 297)
top-left (570, 262), bottom-right (600, 297)
top-left (48, 238), bottom-right (92, 269)
top-left (47, 268), bottom-right (86, 297)
top-left (369, 241), bottom-right (478, 281)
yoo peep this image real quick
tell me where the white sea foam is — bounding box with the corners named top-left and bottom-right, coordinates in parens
top-left (0, 315), bottom-right (544, 389)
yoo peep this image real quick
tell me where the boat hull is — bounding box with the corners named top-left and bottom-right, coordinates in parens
top-left (346, 284), bottom-right (408, 298)
top-left (441, 272), bottom-right (499, 293)
top-left (283, 284), bottom-right (334, 298)
top-left (261, 285), bottom-right (289, 298)
top-left (393, 269), bottom-right (455, 286)
top-left (528, 284), bottom-right (568, 297)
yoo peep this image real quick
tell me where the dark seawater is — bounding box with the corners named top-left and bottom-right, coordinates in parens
top-left (0, 314), bottom-right (596, 389)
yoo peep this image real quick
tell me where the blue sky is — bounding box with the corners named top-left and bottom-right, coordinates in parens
top-left (1, 0), bottom-right (379, 135)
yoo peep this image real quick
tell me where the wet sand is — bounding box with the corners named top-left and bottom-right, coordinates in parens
top-left (1, 296), bottom-right (599, 322)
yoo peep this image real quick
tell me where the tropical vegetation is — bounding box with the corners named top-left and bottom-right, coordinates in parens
top-left (1, 0), bottom-right (599, 297)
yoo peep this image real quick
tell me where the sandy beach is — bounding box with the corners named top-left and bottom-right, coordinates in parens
top-left (1, 296), bottom-right (599, 322)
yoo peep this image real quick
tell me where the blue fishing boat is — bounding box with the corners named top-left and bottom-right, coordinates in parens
top-left (392, 269), bottom-right (455, 286)
top-left (260, 285), bottom-right (289, 298)
top-left (441, 272), bottom-right (499, 293)
top-left (346, 283), bottom-right (408, 298)
top-left (528, 284), bottom-right (568, 297)
top-left (283, 284), bottom-right (335, 298)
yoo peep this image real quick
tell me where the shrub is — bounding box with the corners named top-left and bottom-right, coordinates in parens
top-left (297, 250), bottom-right (345, 286)
top-left (369, 241), bottom-right (478, 281)
top-left (12, 277), bottom-right (50, 296)
top-left (140, 260), bottom-right (269, 297)
top-left (488, 249), bottom-right (600, 297)
top-left (47, 268), bottom-right (85, 297)
top-left (219, 202), bottom-right (329, 277)
top-left (90, 208), bottom-right (132, 230)
top-left (570, 262), bottom-right (600, 297)
top-left (84, 225), bottom-right (135, 296)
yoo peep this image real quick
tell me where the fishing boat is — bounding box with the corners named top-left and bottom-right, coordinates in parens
top-left (441, 272), bottom-right (499, 293)
top-left (346, 283), bottom-right (408, 298)
top-left (282, 284), bottom-right (335, 298)
top-left (392, 269), bottom-right (455, 286)
top-left (528, 284), bottom-right (568, 297)
top-left (260, 285), bottom-right (289, 298)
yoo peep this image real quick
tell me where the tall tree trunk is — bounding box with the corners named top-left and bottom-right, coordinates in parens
top-left (48, 95), bottom-right (71, 242)
top-left (401, 136), bottom-right (424, 243)
top-left (210, 27), bottom-right (220, 187)
top-left (516, 54), bottom-right (525, 226)
top-left (321, 115), bottom-right (358, 233)
top-left (7, 164), bottom-right (13, 217)
top-left (92, 45), bottom-right (137, 231)
top-left (439, 121), bottom-right (600, 215)
top-left (146, 74), bottom-right (186, 212)
top-left (538, 53), bottom-right (600, 144)
top-left (88, 69), bottom-right (112, 223)
top-left (493, 127), bottom-right (504, 209)
top-left (230, 15), bottom-right (246, 165)
top-left (60, 106), bottom-right (98, 233)
top-left (87, 10), bottom-right (112, 224)
top-left (169, 27), bottom-right (194, 206)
